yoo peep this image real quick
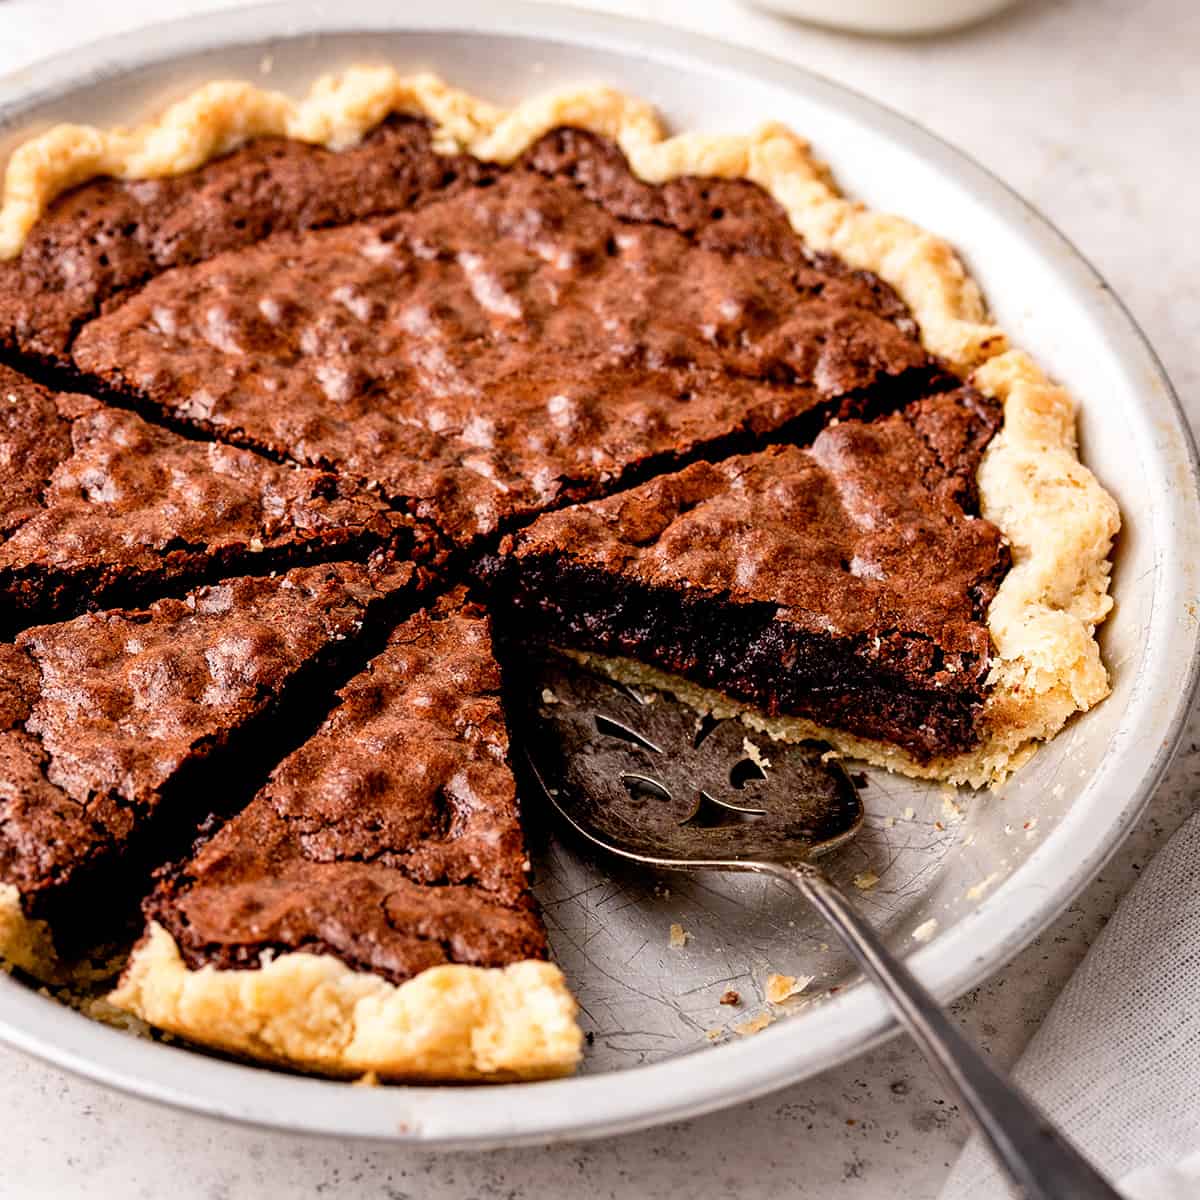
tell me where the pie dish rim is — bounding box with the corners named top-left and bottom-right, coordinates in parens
top-left (0, 1), bottom-right (1192, 1142)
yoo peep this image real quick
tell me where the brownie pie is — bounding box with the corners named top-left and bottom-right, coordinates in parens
top-left (0, 68), bottom-right (1119, 1080)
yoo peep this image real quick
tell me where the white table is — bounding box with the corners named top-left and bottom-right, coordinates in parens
top-left (1, 1), bottom-right (1196, 1195)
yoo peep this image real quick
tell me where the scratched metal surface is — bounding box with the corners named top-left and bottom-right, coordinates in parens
top-left (529, 643), bottom-right (1112, 1074)
top-left (534, 754), bottom-right (961, 1070)
top-left (525, 627), bottom-right (1122, 1075)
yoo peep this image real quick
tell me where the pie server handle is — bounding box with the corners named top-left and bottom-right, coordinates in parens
top-left (757, 861), bottom-right (1123, 1199)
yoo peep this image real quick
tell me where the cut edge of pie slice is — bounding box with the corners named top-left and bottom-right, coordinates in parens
top-left (0, 555), bottom-right (423, 984)
top-left (109, 589), bottom-right (582, 1082)
top-left (0, 69), bottom-right (1121, 788)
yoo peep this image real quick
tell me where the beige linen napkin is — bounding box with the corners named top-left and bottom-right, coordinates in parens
top-left (940, 810), bottom-right (1200, 1199)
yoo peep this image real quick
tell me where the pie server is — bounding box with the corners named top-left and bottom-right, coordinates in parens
top-left (521, 656), bottom-right (1119, 1199)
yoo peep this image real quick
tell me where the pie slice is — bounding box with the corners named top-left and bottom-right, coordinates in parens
top-left (112, 589), bottom-right (581, 1082)
top-left (484, 387), bottom-right (1023, 786)
top-left (0, 557), bottom-right (420, 981)
top-left (0, 363), bottom-right (417, 627)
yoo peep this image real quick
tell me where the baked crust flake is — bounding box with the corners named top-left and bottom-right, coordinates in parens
top-left (0, 882), bottom-right (62, 982)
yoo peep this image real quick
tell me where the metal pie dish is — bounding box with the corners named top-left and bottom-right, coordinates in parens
top-left (0, 0), bottom-right (1196, 1148)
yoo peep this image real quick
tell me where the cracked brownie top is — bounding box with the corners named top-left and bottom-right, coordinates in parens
top-left (0, 362), bottom-right (413, 625)
top-left (0, 559), bottom-right (417, 942)
top-left (500, 388), bottom-right (1006, 644)
top-left (0, 117), bottom-right (488, 367)
top-left (144, 589), bottom-right (546, 984)
top-left (68, 128), bottom-right (938, 545)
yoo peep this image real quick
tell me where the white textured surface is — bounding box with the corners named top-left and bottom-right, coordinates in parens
top-left (0, 0), bottom-right (1196, 1195)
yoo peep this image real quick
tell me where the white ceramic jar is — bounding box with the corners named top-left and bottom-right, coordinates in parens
top-left (742, 0), bottom-right (1021, 35)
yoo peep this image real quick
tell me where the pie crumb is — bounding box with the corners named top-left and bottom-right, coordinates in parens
top-left (852, 871), bottom-right (880, 891)
top-left (966, 872), bottom-right (1001, 901)
top-left (765, 973), bottom-right (813, 1004)
top-left (741, 737), bottom-right (771, 770)
top-left (719, 989), bottom-right (740, 1006)
top-left (912, 918), bottom-right (939, 943)
top-left (942, 793), bottom-right (964, 823)
top-left (669, 923), bottom-right (689, 948)
top-left (734, 1012), bottom-right (773, 1037)
top-left (84, 995), bottom-right (137, 1027)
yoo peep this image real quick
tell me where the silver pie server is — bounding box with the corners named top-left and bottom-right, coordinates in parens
top-left (520, 656), bottom-right (1120, 1200)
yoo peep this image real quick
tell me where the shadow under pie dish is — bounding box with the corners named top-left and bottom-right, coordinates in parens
top-left (0, 68), bottom-right (1119, 1082)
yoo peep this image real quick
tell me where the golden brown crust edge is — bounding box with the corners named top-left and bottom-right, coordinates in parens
top-left (109, 925), bottom-right (582, 1082)
top-left (4, 893), bottom-right (585, 1084)
top-left (0, 883), bottom-right (67, 982)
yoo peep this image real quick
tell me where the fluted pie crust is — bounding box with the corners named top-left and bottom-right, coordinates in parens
top-left (0, 69), bottom-right (1118, 1079)
top-left (111, 924), bottom-right (580, 1082)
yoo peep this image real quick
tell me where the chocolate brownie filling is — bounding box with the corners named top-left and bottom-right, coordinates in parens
top-left (0, 558), bottom-right (420, 968)
top-left (0, 363), bottom-right (421, 628)
top-left (66, 129), bottom-right (944, 546)
top-left (0, 69), bottom-right (1125, 1084)
top-left (481, 390), bottom-right (1009, 760)
top-left (144, 590), bottom-right (546, 983)
top-left (522, 127), bottom-right (918, 312)
top-left (0, 116), bottom-right (488, 371)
